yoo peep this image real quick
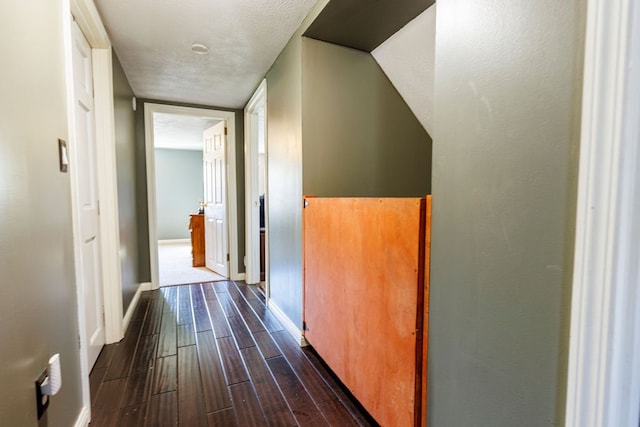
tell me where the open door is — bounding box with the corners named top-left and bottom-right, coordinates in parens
top-left (71, 21), bottom-right (104, 369)
top-left (203, 121), bottom-right (229, 277)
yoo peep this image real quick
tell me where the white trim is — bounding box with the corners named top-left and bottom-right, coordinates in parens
top-left (92, 49), bottom-right (124, 345)
top-left (73, 405), bottom-right (91, 427)
top-left (145, 103), bottom-right (240, 290)
top-left (268, 299), bottom-right (308, 347)
top-left (244, 79), bottom-right (267, 285)
top-left (158, 238), bottom-right (191, 245)
top-left (122, 282), bottom-right (151, 332)
top-left (565, 0), bottom-right (640, 426)
top-left (64, 0), bottom-right (122, 417)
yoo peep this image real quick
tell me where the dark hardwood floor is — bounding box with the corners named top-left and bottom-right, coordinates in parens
top-left (89, 281), bottom-right (377, 426)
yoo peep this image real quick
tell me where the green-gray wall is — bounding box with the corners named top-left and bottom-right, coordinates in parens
top-left (134, 100), bottom-right (245, 281)
top-left (113, 52), bottom-right (140, 312)
top-left (265, 2), bottom-right (430, 328)
top-left (266, 28), bottom-right (305, 326)
top-left (428, 1), bottom-right (585, 425)
top-left (0, 1), bottom-right (83, 425)
top-left (302, 37), bottom-right (431, 197)
top-left (155, 149), bottom-right (203, 240)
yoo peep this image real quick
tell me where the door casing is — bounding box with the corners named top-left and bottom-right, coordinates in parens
top-left (144, 103), bottom-right (241, 289)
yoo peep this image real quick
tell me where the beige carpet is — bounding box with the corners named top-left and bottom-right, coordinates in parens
top-left (158, 240), bottom-right (226, 287)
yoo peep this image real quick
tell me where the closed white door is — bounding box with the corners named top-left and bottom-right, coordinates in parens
top-left (203, 122), bottom-right (229, 277)
top-left (72, 21), bottom-right (104, 369)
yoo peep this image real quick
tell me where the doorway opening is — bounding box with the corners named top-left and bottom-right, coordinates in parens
top-left (245, 80), bottom-right (268, 293)
top-left (144, 103), bottom-right (240, 290)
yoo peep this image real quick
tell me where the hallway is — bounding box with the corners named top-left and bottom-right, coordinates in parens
top-left (88, 281), bottom-right (375, 426)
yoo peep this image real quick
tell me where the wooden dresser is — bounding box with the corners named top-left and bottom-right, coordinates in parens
top-left (189, 214), bottom-right (205, 267)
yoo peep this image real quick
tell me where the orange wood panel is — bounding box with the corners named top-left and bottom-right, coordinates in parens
top-left (421, 195), bottom-right (432, 427)
top-left (189, 214), bottom-right (205, 267)
top-left (303, 197), bottom-right (427, 427)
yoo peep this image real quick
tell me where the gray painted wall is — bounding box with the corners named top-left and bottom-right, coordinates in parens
top-left (428, 1), bottom-right (585, 425)
top-left (266, 29), bottom-right (305, 327)
top-left (302, 37), bottom-right (431, 197)
top-left (135, 100), bottom-right (245, 281)
top-left (0, 1), bottom-right (83, 424)
top-left (113, 52), bottom-right (140, 312)
top-left (155, 149), bottom-right (203, 240)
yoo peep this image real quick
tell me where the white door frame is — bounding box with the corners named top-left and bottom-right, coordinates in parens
top-left (144, 103), bottom-right (241, 289)
top-left (565, 0), bottom-right (640, 425)
top-left (63, 0), bottom-right (123, 422)
top-left (244, 80), bottom-right (268, 289)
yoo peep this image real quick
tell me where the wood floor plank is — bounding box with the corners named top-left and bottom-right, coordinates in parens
top-left (267, 357), bottom-right (328, 427)
top-left (206, 298), bottom-right (232, 338)
top-left (195, 331), bottom-right (232, 412)
top-left (213, 280), bottom-right (234, 294)
top-left (104, 320), bottom-right (142, 381)
top-left (317, 401), bottom-right (363, 427)
top-left (157, 309), bottom-right (178, 358)
top-left (141, 294), bottom-right (163, 336)
top-left (121, 371), bottom-right (154, 408)
top-left (302, 347), bottom-right (376, 427)
top-left (191, 284), bottom-right (213, 333)
top-left (247, 298), bottom-right (285, 333)
top-left (177, 323), bottom-right (196, 347)
top-left (234, 298), bottom-right (266, 333)
top-left (217, 336), bottom-right (250, 385)
top-left (253, 330), bottom-right (282, 359)
top-left (217, 291), bottom-right (241, 318)
top-left (247, 285), bottom-right (266, 303)
top-left (177, 345), bottom-right (208, 427)
top-left (241, 346), bottom-right (297, 426)
top-left (207, 408), bottom-right (237, 427)
top-left (90, 378), bottom-right (127, 426)
top-left (272, 331), bottom-right (340, 407)
top-left (228, 315), bottom-right (256, 349)
top-left (94, 343), bottom-right (117, 369)
top-left (133, 294), bottom-right (151, 323)
top-left (153, 355), bottom-right (177, 394)
top-left (116, 403), bottom-right (147, 427)
top-left (229, 381), bottom-right (267, 426)
top-left (121, 334), bottom-right (157, 407)
top-left (130, 333), bottom-right (158, 374)
top-left (177, 286), bottom-right (193, 325)
top-left (161, 286), bottom-right (178, 313)
top-left (225, 281), bottom-right (245, 302)
top-left (146, 391), bottom-right (178, 427)
top-left (235, 282), bottom-right (258, 300)
top-left (203, 283), bottom-right (218, 301)
top-left (90, 366), bottom-right (107, 403)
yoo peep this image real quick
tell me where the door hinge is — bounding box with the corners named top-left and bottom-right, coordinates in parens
top-left (224, 127), bottom-right (228, 135)
top-left (227, 253), bottom-right (230, 262)
top-left (303, 321), bottom-right (309, 331)
top-left (303, 199), bottom-right (309, 209)
top-left (97, 200), bottom-right (100, 215)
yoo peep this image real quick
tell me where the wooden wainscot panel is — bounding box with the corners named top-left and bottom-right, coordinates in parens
top-left (303, 197), bottom-right (429, 426)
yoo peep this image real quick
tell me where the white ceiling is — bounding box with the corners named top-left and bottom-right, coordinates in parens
top-left (153, 113), bottom-right (219, 150)
top-left (94, 0), bottom-right (318, 109)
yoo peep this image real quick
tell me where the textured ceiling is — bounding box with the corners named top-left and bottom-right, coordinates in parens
top-left (153, 113), bottom-right (219, 150)
top-left (94, 0), bottom-right (317, 108)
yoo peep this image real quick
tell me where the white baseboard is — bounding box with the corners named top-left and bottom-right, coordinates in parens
top-left (232, 272), bottom-right (246, 282)
top-left (267, 299), bottom-right (308, 347)
top-left (122, 282), bottom-right (151, 333)
top-left (74, 405), bottom-right (90, 427)
top-left (158, 238), bottom-right (190, 245)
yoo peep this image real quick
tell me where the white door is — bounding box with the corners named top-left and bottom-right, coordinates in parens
top-left (72, 21), bottom-right (104, 369)
top-left (203, 122), bottom-right (229, 277)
